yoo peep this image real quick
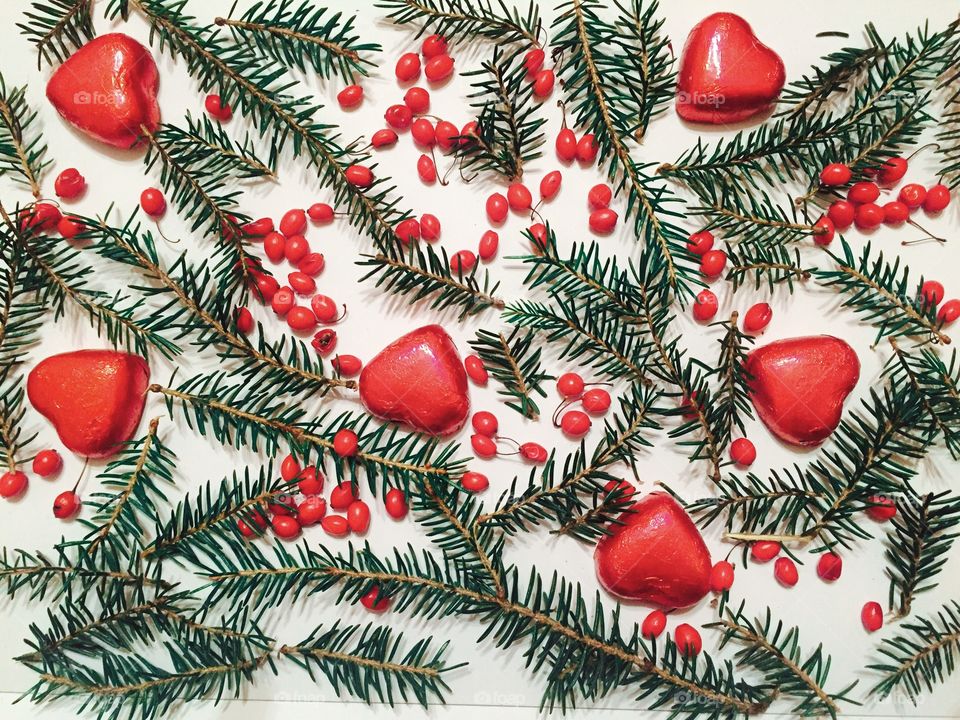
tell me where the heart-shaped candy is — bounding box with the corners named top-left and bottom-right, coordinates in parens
top-left (595, 492), bottom-right (711, 608)
top-left (46, 33), bottom-right (160, 149)
top-left (745, 335), bottom-right (860, 447)
top-left (676, 13), bottom-right (785, 124)
top-left (359, 325), bottom-right (469, 436)
top-left (28, 350), bottom-right (150, 458)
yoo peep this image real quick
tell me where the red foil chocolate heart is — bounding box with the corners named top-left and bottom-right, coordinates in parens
top-left (676, 13), bottom-right (785, 124)
top-left (46, 33), bottom-right (160, 149)
top-left (746, 335), bottom-right (860, 447)
top-left (28, 350), bottom-right (150, 458)
top-left (359, 325), bottom-right (469, 436)
top-left (595, 492), bottom-right (711, 608)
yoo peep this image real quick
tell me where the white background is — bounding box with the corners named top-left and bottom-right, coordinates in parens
top-left (0, 1), bottom-right (958, 719)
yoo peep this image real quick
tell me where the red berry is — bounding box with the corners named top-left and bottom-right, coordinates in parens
top-left (686, 230), bottom-right (714, 255)
top-left (817, 552), bottom-right (843, 582)
top-left (403, 87), bottom-right (430, 115)
top-left (813, 215), bottom-right (835, 245)
top-left (311, 295), bottom-right (340, 323)
top-left (297, 466), bottom-right (324, 495)
top-left (54, 168), bottom-right (85, 199)
top-left (589, 208), bottom-right (618, 234)
top-left (360, 585), bottom-right (390, 612)
top-left (520, 442), bottom-right (548, 464)
top-left (263, 232), bottom-right (286, 263)
top-left (730, 438), bottom-right (757, 467)
top-left (0, 470), bottom-right (27, 498)
top-left (743, 303), bottom-right (772, 333)
top-left (898, 183), bottom-right (926, 209)
top-left (750, 541), bottom-right (780, 562)
top-left (395, 52), bottom-right (421, 82)
top-left (237, 519), bottom-right (257, 537)
top-left (865, 495), bottom-right (897, 521)
top-left (700, 249), bottom-right (727, 278)
top-left (411, 118), bottom-right (436, 147)
top-left (385, 103), bottom-right (413, 130)
top-left (419, 213), bottom-right (441, 242)
top-left (576, 134), bottom-right (598, 163)
top-left (692, 289), bottom-right (718, 322)
top-left (330, 481), bottom-right (358, 511)
top-left (532, 68), bottom-right (555, 97)
top-left (271, 286), bottom-right (295, 316)
top-left (347, 500), bottom-right (371, 533)
top-left (827, 200), bottom-right (855, 230)
top-left (204, 94), bottom-right (232, 120)
top-left (465, 355), bottom-right (488, 386)
top-left (395, 217), bottom-right (421, 244)
top-left (861, 601), bottom-right (883, 632)
top-left (560, 410), bottom-right (591, 438)
top-left (507, 182), bottom-right (532, 212)
top-left (298, 253), bottom-right (326, 277)
top-left (774, 557), bottom-right (799, 587)
top-left (417, 154), bottom-right (437, 183)
top-left (459, 121), bottom-right (478, 147)
top-left (557, 372), bottom-right (585, 398)
top-left (478, 230), bottom-right (499, 261)
top-left (280, 454), bottom-right (301, 481)
top-left (674, 624), bottom-right (702, 656)
top-left (271, 514), bottom-right (301, 539)
top-left (435, 120), bottom-right (458, 151)
top-left (524, 47), bottom-right (546, 74)
top-left (581, 388), bottom-right (611, 414)
top-left (938, 299), bottom-right (960, 325)
top-left (471, 434), bottom-right (497, 458)
top-left (587, 183), bottom-right (612, 210)
top-left (421, 34), bottom-right (447, 58)
top-left (540, 170), bottom-right (562, 200)
top-left (819, 163), bottom-right (852, 186)
top-left (312, 328), bottom-right (338, 356)
top-left (288, 271), bottom-right (316, 296)
top-left (53, 490), bottom-right (80, 519)
top-left (321, 514), bottom-right (349, 537)
top-left (461, 471), bottom-right (489, 493)
top-left (297, 496), bottom-right (326, 526)
top-left (337, 85), bottom-right (363, 109)
top-left (280, 208), bottom-right (307, 236)
top-left (486, 193), bottom-right (508, 223)
top-left (20, 202), bottom-right (60, 232)
top-left (332, 354), bottom-right (362, 377)
top-left (472, 411), bottom-right (498, 437)
top-left (848, 181), bottom-right (880, 204)
top-left (529, 223), bottom-right (548, 252)
top-left (284, 235), bottom-right (310, 263)
top-left (57, 215), bottom-right (85, 239)
top-left (710, 561), bottom-right (735, 592)
top-left (923, 184), bottom-right (951, 213)
top-left (32, 449), bottom-right (63, 478)
top-left (140, 188), bottom-right (166, 217)
top-left (243, 217), bottom-right (274, 236)
top-left (250, 272), bottom-right (280, 303)
top-left (385, 488), bottom-right (408, 519)
top-left (450, 250), bottom-right (477, 274)
top-left (345, 165), bottom-right (373, 188)
top-left (333, 428), bottom-right (358, 457)
top-left (921, 280), bottom-right (945, 307)
top-left (371, 128), bottom-right (399, 149)
top-left (286, 306), bottom-right (317, 332)
top-left (854, 203), bottom-right (884, 229)
top-left (424, 54), bottom-right (454, 82)
top-left (641, 610), bottom-right (666, 639)
top-left (555, 128), bottom-right (577, 161)
top-left (878, 157), bottom-right (908, 185)
top-left (883, 201), bottom-right (910, 225)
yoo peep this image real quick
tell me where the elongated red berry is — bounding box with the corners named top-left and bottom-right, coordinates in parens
top-left (642, 610), bottom-right (666, 639)
top-left (0, 470), bottom-right (27, 499)
top-left (865, 495), bottom-right (897, 521)
top-left (347, 500), bottom-right (371, 533)
top-left (421, 34), bottom-right (447, 58)
top-left (204, 94), bottom-right (232, 120)
top-left (371, 128), bottom-right (399, 149)
top-left (321, 514), bottom-right (349, 537)
top-left (813, 216), bottom-right (835, 246)
top-left (345, 165), bottom-right (373, 187)
top-left (878, 157), bottom-right (908, 185)
top-left (337, 85), bottom-right (363, 109)
top-left (333, 429), bottom-right (358, 457)
top-left (332, 354), bottom-right (362, 377)
top-left (540, 170), bottom-right (562, 200)
top-left (560, 410), bottom-right (591, 438)
top-left (817, 552), bottom-right (842, 581)
top-left (411, 118), bottom-right (436, 147)
top-left (743, 303), bottom-right (772, 333)
top-left (420, 213), bottom-right (441, 242)
top-left (435, 120), bottom-right (458, 151)
top-left (883, 201), bottom-right (909, 225)
top-left (54, 168), bottom-right (85, 199)
top-left (417, 154), bottom-right (437, 183)
top-left (486, 193), bottom-right (508, 223)
top-left (297, 496), bottom-right (326, 525)
top-left (424, 55), bottom-right (454, 82)
top-left (576, 134), bottom-right (598, 163)
top-left (827, 200), bottom-right (855, 230)
top-left (330, 481), bottom-right (358, 511)
top-left (385, 488), bottom-right (408, 519)
top-left (700, 249), bottom-right (726, 278)
top-left (471, 433), bottom-right (497, 458)
top-left (271, 287), bottom-right (295, 316)
top-left (774, 557), bottom-right (799, 587)
top-left (478, 230), bottom-right (499, 261)
top-left (507, 182), bottom-right (532, 211)
top-left (923, 184), bottom-right (951, 213)
top-left (532, 69), bottom-right (554, 97)
top-left (286, 306), bottom-right (317, 331)
top-left (465, 355), bottom-right (488, 386)
top-left (848, 181), bottom-right (880, 204)
top-left (461, 471), bottom-right (489, 492)
top-left (710, 561), bottom-right (735, 592)
top-left (520, 442), bottom-right (548, 463)
top-left (472, 411), bottom-right (498, 437)
top-left (33, 449), bottom-right (63, 477)
top-left (686, 230), bottom-right (714, 255)
top-left (450, 250), bottom-right (476, 274)
top-left (854, 203), bottom-right (883, 229)
top-left (395, 53), bottom-right (421, 82)
top-left (921, 280), bottom-right (945, 307)
top-left (403, 86), bottom-right (430, 114)
top-left (898, 183), bottom-right (926, 209)
top-left (939, 299), bottom-right (960, 325)
top-left (674, 624), bottom-right (702, 656)
top-left (524, 48), bottom-right (545, 75)
top-left (581, 388), bottom-right (611, 414)
top-left (555, 128), bottom-right (577, 161)
top-left (53, 490), bottom-right (80, 519)
top-left (819, 163), bottom-right (852, 186)
top-left (360, 585), bottom-right (390, 611)
top-left (385, 104), bottom-right (413, 130)
top-left (271, 514), bottom-right (301, 539)
top-left (557, 372), bottom-right (585, 398)
top-left (751, 541), bottom-right (780, 562)
top-left (140, 188), bottom-right (166, 217)
top-left (861, 601), bottom-right (883, 632)
top-left (589, 208), bottom-right (618, 234)
top-left (588, 183), bottom-right (612, 210)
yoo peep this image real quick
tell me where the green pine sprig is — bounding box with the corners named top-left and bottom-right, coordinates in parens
top-left (468, 326), bottom-right (551, 419)
top-left (215, 1), bottom-right (380, 81)
top-left (706, 315), bottom-right (754, 452)
top-left (0, 73), bottom-right (49, 198)
top-left (0, 240), bottom-right (46, 367)
top-left (17, 0), bottom-right (95, 67)
top-left (725, 243), bottom-right (813, 293)
top-left (375, 0), bottom-right (541, 46)
top-left (0, 370), bottom-right (36, 473)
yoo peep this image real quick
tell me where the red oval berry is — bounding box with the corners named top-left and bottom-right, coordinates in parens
top-left (520, 442), bottom-right (548, 464)
top-left (878, 157), bottom-right (908, 185)
top-left (819, 163), bottom-right (852, 186)
top-left (529, 222), bottom-right (548, 252)
top-left (827, 200), bottom-right (855, 230)
top-left (692, 289), bottom-right (718, 322)
top-left (524, 47), bottom-right (545, 74)
top-left (730, 437), bottom-right (757, 466)
top-left (921, 280), bottom-right (945, 307)
top-left (557, 372), bottom-right (585, 398)
top-left (411, 117), bottom-right (436, 147)
top-left (347, 500), bottom-right (371, 533)
top-left (345, 165), bottom-right (374, 188)
top-left (817, 552), bottom-right (843, 582)
top-left (57, 215), bottom-right (85, 239)
top-left (297, 496), bottom-right (326, 526)
top-left (371, 128), bottom-right (399, 149)
top-left (472, 411), bottom-right (498, 437)
top-left (280, 454), bottom-right (301, 481)
top-left (560, 410), bottom-right (591, 438)
top-left (385, 488), bottom-right (408, 519)
top-left (298, 253), bottom-right (325, 277)
top-left (385, 103), bottom-right (413, 130)
top-left (417, 154), bottom-right (437, 183)
top-left (53, 490), bottom-right (80, 519)
top-left (54, 168), bottom-right (85, 199)
top-left (0, 470), bottom-right (27, 499)
top-left (555, 128), bottom-right (577, 161)
top-left (250, 272), bottom-right (280, 303)
top-left (751, 541), bottom-right (780, 562)
top-left (418, 213), bottom-right (440, 242)
top-left (459, 121), bottom-right (478, 147)
top-left (471, 433), bottom-right (497, 458)
top-left (321, 514), bottom-right (349, 537)
top-left (20, 202), bottom-right (61, 232)
top-left (330, 481), bottom-right (358, 511)
top-left (288, 271), bottom-right (316, 296)
top-left (854, 203), bottom-right (884, 230)
top-left (312, 328), bottom-right (338, 356)
top-left (532, 68), bottom-right (555, 97)
top-left (710, 561), bottom-right (735, 592)
top-left (861, 601), bottom-right (883, 632)
top-left (923, 184), bottom-right (951, 213)
top-left (395, 52), bottom-right (421, 82)
top-left (461, 471), bottom-right (489, 493)
top-left (813, 215), bottom-right (835, 246)
top-left (848, 181), bottom-right (880, 204)
top-left (686, 230), bottom-right (714, 255)
top-left (395, 217), bottom-right (421, 245)
top-left (271, 287), bottom-right (295, 316)
top-left (882, 201), bottom-right (909, 225)
top-left (402, 87), bottom-right (431, 115)
top-left (576, 134), bottom-right (598, 163)
top-left (587, 183), bottom-right (612, 210)
top-left (465, 355), bottom-right (488, 386)
top-left (700, 249), bottom-right (727, 278)
top-left (898, 183), bottom-right (926, 209)
top-left (310, 295), bottom-right (340, 324)
top-left (286, 306), bottom-right (317, 332)
top-left (425, 54), bottom-right (454, 82)
top-left (332, 354), bottom-right (362, 377)
top-left (204, 93), bottom-right (232, 120)
top-left (743, 303), bottom-right (772, 333)
top-left (296, 466), bottom-right (324, 495)
top-left (589, 208), bottom-right (618, 234)
top-left (450, 250), bottom-right (477, 274)
top-left (507, 182), bottom-right (532, 212)
top-left (675, 624), bottom-right (702, 656)
top-left (140, 188), bottom-right (166, 217)
top-left (581, 388), bottom-right (611, 414)
top-left (435, 120), bottom-right (458, 151)
top-left (774, 557), bottom-right (799, 587)
top-left (333, 429), bottom-right (358, 457)
top-left (641, 610), bottom-right (666, 639)
top-left (939, 299), bottom-right (960, 325)
top-left (263, 232), bottom-right (286, 263)
top-left (540, 170), bottom-right (562, 201)
top-left (865, 495), bottom-right (897, 521)
top-left (243, 217), bottom-right (274, 236)
top-left (271, 514), bottom-right (301, 539)
top-left (359, 586), bottom-right (391, 613)
top-left (478, 230), bottom-right (499, 261)
top-left (421, 33), bottom-right (447, 58)
top-left (337, 84), bottom-right (363, 109)
top-left (486, 193), bottom-right (508, 223)
top-left (33, 449), bottom-right (62, 477)
top-left (280, 208), bottom-right (307, 237)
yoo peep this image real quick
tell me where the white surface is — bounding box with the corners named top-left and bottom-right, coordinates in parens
top-left (0, 0), bottom-right (959, 717)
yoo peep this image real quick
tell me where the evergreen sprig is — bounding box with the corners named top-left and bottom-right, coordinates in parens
top-left (375, 0), bottom-right (541, 46)
top-left (18, 0), bottom-right (95, 67)
top-left (459, 46), bottom-right (546, 181)
top-left (725, 243), bottom-right (813, 293)
top-left (215, 1), bottom-right (379, 81)
top-left (468, 326), bottom-right (551, 419)
top-left (0, 371), bottom-right (35, 472)
top-left (706, 316), bottom-right (754, 452)
top-left (884, 488), bottom-right (960, 618)
top-left (0, 73), bottom-right (49, 198)
top-left (281, 622), bottom-right (462, 707)
top-left (869, 600), bottom-right (960, 703)
top-left (0, 240), bottom-right (46, 367)
top-left (709, 602), bottom-right (858, 719)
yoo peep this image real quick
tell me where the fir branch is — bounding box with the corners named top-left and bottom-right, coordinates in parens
top-left (0, 73), bottom-right (49, 198)
top-left (725, 243), bottom-right (813, 293)
top-left (375, 0), bottom-right (541, 46)
top-left (358, 241), bottom-right (504, 320)
top-left (215, 1), bottom-right (379, 81)
top-left (157, 114), bottom-right (276, 180)
top-left (706, 315), bottom-right (754, 451)
top-left (281, 622), bottom-right (461, 707)
top-left (552, 0), bottom-right (695, 297)
top-left (884, 488), bottom-right (960, 618)
top-left (937, 19), bottom-right (960, 188)
top-left (710, 602), bottom-right (858, 719)
top-left (459, 46), bottom-right (546, 181)
top-left (869, 600), bottom-right (960, 703)
top-left (468, 326), bottom-right (551, 419)
top-left (0, 371), bottom-right (36, 472)
top-left (18, 0), bottom-right (96, 67)
top-left (0, 239), bottom-right (46, 367)
top-left (815, 239), bottom-right (950, 346)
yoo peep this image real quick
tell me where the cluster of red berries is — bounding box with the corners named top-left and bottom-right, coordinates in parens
top-left (18, 165), bottom-right (91, 239)
top-left (0, 449), bottom-right (78, 519)
top-left (553, 372), bottom-right (612, 437)
top-left (640, 609), bottom-right (703, 657)
top-left (468, 409), bottom-right (548, 469)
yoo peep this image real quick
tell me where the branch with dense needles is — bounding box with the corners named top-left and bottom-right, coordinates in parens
top-left (0, 370), bottom-right (36, 473)
top-left (375, 0), bottom-right (541, 46)
top-left (0, 72), bottom-right (48, 198)
top-left (17, 0), bottom-right (95, 67)
top-left (468, 326), bottom-right (551, 419)
top-left (0, 240), bottom-right (46, 367)
top-left (726, 243), bottom-right (813, 293)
